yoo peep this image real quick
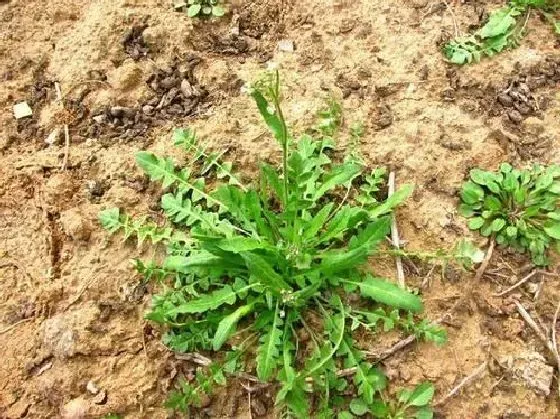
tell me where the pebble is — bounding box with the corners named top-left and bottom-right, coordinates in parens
top-left (508, 109), bottom-right (523, 124)
top-left (160, 76), bottom-right (177, 89)
top-left (180, 79), bottom-right (194, 98)
top-left (60, 209), bottom-right (91, 241)
top-left (277, 39), bottom-right (295, 52)
top-left (86, 380), bottom-right (99, 395)
top-left (498, 93), bottom-right (513, 107)
top-left (92, 114), bottom-right (107, 124)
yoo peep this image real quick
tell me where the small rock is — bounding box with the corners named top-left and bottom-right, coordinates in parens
top-left (13, 101), bottom-right (33, 119)
top-left (376, 84), bottom-right (399, 97)
top-left (107, 60), bottom-right (143, 91)
top-left (59, 208), bottom-right (91, 241)
top-left (180, 79), bottom-right (193, 98)
top-left (62, 398), bottom-right (87, 419)
top-left (521, 116), bottom-right (545, 136)
top-left (508, 109), bottom-right (523, 124)
top-left (377, 113), bottom-right (392, 129)
top-left (142, 105), bottom-right (154, 115)
top-left (498, 93), bottom-right (513, 107)
top-left (45, 128), bottom-right (60, 145)
top-left (526, 282), bottom-right (539, 294)
top-left (110, 106), bottom-right (136, 118)
top-left (92, 114), bottom-right (107, 124)
top-left (160, 76), bottom-right (178, 89)
top-left (86, 380), bottom-right (99, 395)
top-left (92, 389), bottom-right (107, 405)
top-left (251, 397), bottom-right (267, 416)
top-left (507, 351), bottom-right (554, 396)
top-left (198, 393), bottom-right (211, 408)
top-left (277, 39), bottom-right (295, 52)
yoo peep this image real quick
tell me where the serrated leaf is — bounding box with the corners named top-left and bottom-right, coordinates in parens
top-left (368, 184), bottom-right (413, 219)
top-left (256, 303), bottom-right (282, 380)
top-left (99, 208), bottom-right (121, 233)
top-left (213, 303), bottom-right (253, 350)
top-left (136, 152), bottom-right (179, 189)
top-left (314, 163), bottom-right (362, 200)
top-left (302, 203), bottom-right (334, 240)
top-left (251, 89), bottom-right (285, 145)
top-left (346, 276), bottom-right (423, 313)
top-left (167, 285), bottom-right (238, 315)
top-left (241, 252), bottom-right (291, 293)
top-left (163, 253), bottom-right (224, 272)
top-left (349, 398), bottom-right (368, 416)
top-left (217, 237), bottom-right (266, 252)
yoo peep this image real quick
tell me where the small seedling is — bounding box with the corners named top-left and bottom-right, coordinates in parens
top-left (460, 163), bottom-right (560, 265)
top-left (176, 0), bottom-right (226, 18)
top-left (100, 72), bottom-right (445, 416)
top-left (443, 0), bottom-right (559, 64)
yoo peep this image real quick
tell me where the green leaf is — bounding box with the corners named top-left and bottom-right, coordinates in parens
top-left (99, 208), bottom-right (121, 233)
top-left (303, 203), bottom-right (334, 240)
top-left (187, 3), bottom-right (201, 16)
top-left (347, 276), bottom-right (423, 313)
top-left (211, 5), bottom-right (225, 16)
top-left (468, 217), bottom-right (485, 230)
top-left (251, 89), bottom-right (285, 144)
top-left (470, 169), bottom-right (487, 185)
top-left (136, 152), bottom-right (178, 189)
top-left (491, 218), bottom-right (506, 232)
top-left (544, 221), bottom-right (560, 239)
top-left (461, 182), bottom-right (484, 204)
top-left (314, 163), bottom-right (362, 200)
top-left (349, 398), bottom-right (368, 416)
top-left (317, 246), bottom-right (369, 275)
top-left (407, 382), bottom-right (434, 407)
top-left (256, 303), bottom-right (282, 380)
top-left (368, 184), bottom-right (413, 219)
top-left (167, 285), bottom-right (238, 315)
top-left (213, 304), bottom-right (254, 350)
top-left (217, 237), bottom-right (266, 252)
top-left (241, 252), bottom-right (291, 293)
top-left (163, 253), bottom-right (224, 272)
top-left (338, 412), bottom-right (354, 419)
top-left (415, 407), bottom-right (434, 419)
top-left (478, 6), bottom-right (518, 39)
top-left (261, 163), bottom-right (285, 204)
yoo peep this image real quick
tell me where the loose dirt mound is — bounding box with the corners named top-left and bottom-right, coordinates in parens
top-left (1, 0), bottom-right (560, 418)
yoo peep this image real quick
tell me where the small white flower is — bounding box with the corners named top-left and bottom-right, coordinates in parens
top-left (267, 61), bottom-right (278, 71)
top-left (240, 83), bottom-right (254, 95)
top-left (266, 105), bottom-right (275, 115)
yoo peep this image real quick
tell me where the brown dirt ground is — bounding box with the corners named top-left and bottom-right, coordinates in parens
top-left (1, 0), bottom-right (560, 417)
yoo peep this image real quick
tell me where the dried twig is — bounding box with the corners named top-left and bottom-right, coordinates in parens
top-left (443, 0), bottom-right (459, 37)
top-left (388, 172), bottom-right (405, 289)
top-left (54, 81), bottom-right (70, 170)
top-left (435, 360), bottom-right (488, 405)
top-left (553, 301), bottom-right (560, 398)
top-left (366, 334), bottom-right (417, 362)
top-left (514, 301), bottom-right (560, 367)
top-left (0, 318), bottom-right (33, 335)
top-left (493, 270), bottom-right (538, 297)
top-left (474, 239), bottom-right (494, 281)
top-left (61, 125), bottom-right (70, 170)
top-left (174, 352), bottom-right (212, 366)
